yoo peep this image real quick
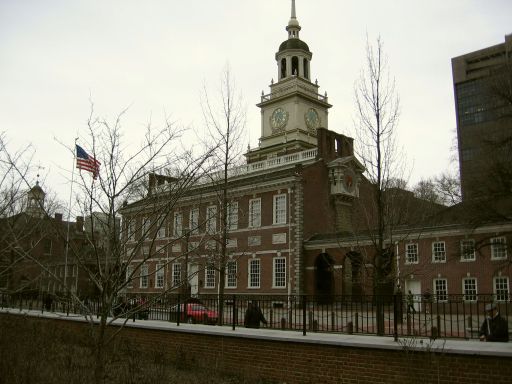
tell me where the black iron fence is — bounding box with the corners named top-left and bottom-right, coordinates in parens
top-left (1, 292), bottom-right (510, 340)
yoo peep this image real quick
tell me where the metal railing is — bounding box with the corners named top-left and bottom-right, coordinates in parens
top-left (1, 293), bottom-right (509, 340)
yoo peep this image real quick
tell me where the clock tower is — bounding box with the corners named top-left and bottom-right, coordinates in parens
top-left (246, 0), bottom-right (332, 163)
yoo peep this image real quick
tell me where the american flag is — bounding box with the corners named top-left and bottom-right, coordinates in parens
top-left (76, 145), bottom-right (101, 179)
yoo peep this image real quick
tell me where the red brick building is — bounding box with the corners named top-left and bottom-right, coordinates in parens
top-left (120, 2), bottom-right (510, 301)
top-left (305, 196), bottom-right (511, 303)
top-left (0, 183), bottom-right (100, 298)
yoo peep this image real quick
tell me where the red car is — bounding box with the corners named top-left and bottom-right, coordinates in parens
top-left (170, 303), bottom-right (218, 324)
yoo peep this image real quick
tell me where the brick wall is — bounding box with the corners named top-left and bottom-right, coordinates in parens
top-left (3, 313), bottom-right (511, 384)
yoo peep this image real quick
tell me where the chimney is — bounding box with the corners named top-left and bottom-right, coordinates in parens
top-left (317, 128), bottom-right (355, 162)
top-left (148, 173), bottom-right (156, 195)
top-left (76, 216), bottom-right (84, 232)
top-left (54, 213), bottom-right (63, 221)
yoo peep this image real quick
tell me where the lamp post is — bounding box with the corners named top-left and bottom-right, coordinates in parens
top-left (182, 228), bottom-right (191, 298)
top-left (395, 241), bottom-right (401, 291)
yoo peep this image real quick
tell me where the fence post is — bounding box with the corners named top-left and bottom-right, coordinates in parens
top-left (302, 295), bottom-right (307, 336)
top-left (176, 294), bottom-right (181, 326)
top-left (435, 315), bottom-right (441, 338)
top-left (393, 293), bottom-right (399, 341)
top-left (354, 312), bottom-right (359, 333)
top-left (331, 311), bottom-right (335, 331)
top-left (347, 321), bottom-right (353, 334)
top-left (232, 295), bottom-right (236, 331)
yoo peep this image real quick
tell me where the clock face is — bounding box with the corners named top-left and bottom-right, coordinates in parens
top-left (270, 108), bottom-right (288, 131)
top-left (305, 108), bottom-right (320, 130)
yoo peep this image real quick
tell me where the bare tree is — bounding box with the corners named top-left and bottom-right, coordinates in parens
top-left (353, 36), bottom-right (401, 334)
top-left (484, 62), bottom-right (512, 196)
top-left (0, 133), bottom-right (34, 218)
top-left (69, 104), bottom-right (217, 382)
top-left (200, 66), bottom-right (246, 325)
top-left (0, 134), bottom-right (35, 294)
top-left (0, 104), bottom-right (212, 383)
top-left (411, 173), bottom-right (461, 206)
top-left (0, 134), bottom-right (68, 296)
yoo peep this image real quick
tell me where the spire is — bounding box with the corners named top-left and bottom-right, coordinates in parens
top-left (286, 0), bottom-right (301, 39)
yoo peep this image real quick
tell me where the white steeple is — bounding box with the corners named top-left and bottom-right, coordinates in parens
top-left (287, 0), bottom-right (301, 39)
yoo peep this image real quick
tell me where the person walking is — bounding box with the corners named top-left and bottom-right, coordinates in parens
top-left (244, 300), bottom-right (268, 329)
top-left (406, 290), bottom-right (416, 314)
top-left (479, 303), bottom-right (509, 342)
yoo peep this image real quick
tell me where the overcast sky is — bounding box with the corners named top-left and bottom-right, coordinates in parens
top-left (1, 0), bottom-right (511, 202)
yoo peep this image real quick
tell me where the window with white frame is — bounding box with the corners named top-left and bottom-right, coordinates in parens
top-left (226, 238), bottom-right (238, 248)
top-left (432, 241), bottom-right (446, 263)
top-left (128, 220), bottom-right (136, 241)
top-left (142, 218), bottom-right (151, 239)
top-left (226, 260), bottom-right (237, 288)
top-left (139, 264), bottom-right (149, 289)
top-left (172, 263), bottom-right (181, 288)
top-left (460, 239), bottom-right (475, 261)
top-left (494, 276), bottom-right (509, 302)
top-left (126, 265), bottom-right (133, 288)
top-left (273, 194), bottom-right (287, 225)
top-left (190, 208), bottom-right (199, 234)
top-left (227, 202), bottom-right (238, 230)
top-left (491, 237), bottom-right (507, 260)
top-left (273, 257), bottom-right (286, 288)
top-left (206, 205), bottom-right (217, 234)
top-left (463, 277), bottom-right (477, 302)
top-left (155, 263), bottom-right (164, 288)
top-left (205, 240), bottom-right (217, 250)
top-left (156, 216), bottom-right (166, 238)
top-left (205, 264), bottom-right (215, 288)
top-left (43, 239), bottom-right (52, 255)
top-left (433, 278), bottom-right (448, 302)
top-left (173, 212), bottom-right (182, 237)
top-left (249, 198), bottom-right (261, 228)
top-left (248, 259), bottom-right (261, 288)
top-left (405, 243), bottom-right (418, 264)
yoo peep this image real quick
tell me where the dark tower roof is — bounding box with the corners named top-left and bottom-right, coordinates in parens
top-left (278, 38), bottom-right (310, 53)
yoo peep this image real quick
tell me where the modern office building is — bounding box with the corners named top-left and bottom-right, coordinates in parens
top-left (452, 34), bottom-right (512, 200)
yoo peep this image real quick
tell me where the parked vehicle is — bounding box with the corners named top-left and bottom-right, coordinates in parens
top-left (113, 297), bottom-right (149, 319)
top-left (132, 297), bottom-right (149, 320)
top-left (170, 303), bottom-right (218, 324)
top-left (112, 297), bottom-right (129, 317)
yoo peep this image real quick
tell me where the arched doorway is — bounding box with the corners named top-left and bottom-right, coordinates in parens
top-left (315, 252), bottom-right (334, 303)
top-left (343, 251), bottom-right (362, 298)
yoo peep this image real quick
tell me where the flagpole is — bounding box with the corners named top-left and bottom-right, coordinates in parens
top-left (64, 138), bottom-right (78, 296)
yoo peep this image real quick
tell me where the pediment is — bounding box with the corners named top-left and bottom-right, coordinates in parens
top-left (327, 155), bottom-right (365, 173)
